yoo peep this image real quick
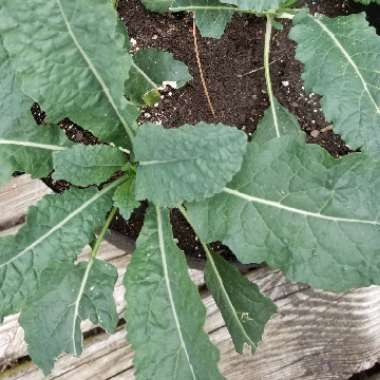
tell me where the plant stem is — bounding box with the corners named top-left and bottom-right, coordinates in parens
top-left (192, 16), bottom-right (217, 119)
top-left (264, 15), bottom-right (280, 138)
top-left (91, 207), bottom-right (118, 259)
top-left (177, 205), bottom-right (212, 260)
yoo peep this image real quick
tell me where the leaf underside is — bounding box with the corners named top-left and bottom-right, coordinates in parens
top-left (20, 259), bottom-right (118, 375)
top-left (141, 0), bottom-right (173, 13)
top-left (125, 206), bottom-right (224, 380)
top-left (205, 251), bottom-right (277, 353)
top-left (0, 0), bottom-right (138, 147)
top-left (290, 11), bottom-right (380, 156)
top-left (0, 187), bottom-right (113, 320)
top-left (220, 0), bottom-right (289, 11)
top-left (172, 0), bottom-right (234, 38)
top-left (134, 122), bottom-right (247, 207)
top-left (186, 136), bottom-right (380, 292)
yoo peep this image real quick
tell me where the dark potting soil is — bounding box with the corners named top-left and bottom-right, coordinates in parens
top-left (44, 0), bottom-right (380, 264)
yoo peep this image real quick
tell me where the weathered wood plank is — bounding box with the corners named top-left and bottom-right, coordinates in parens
top-left (0, 177), bottom-right (204, 369)
top-left (3, 267), bottom-right (380, 380)
top-left (0, 231), bottom-right (204, 368)
top-left (2, 176), bottom-right (380, 380)
top-left (0, 176), bottom-right (50, 231)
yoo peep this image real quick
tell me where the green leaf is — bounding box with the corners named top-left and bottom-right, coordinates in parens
top-left (205, 251), bottom-right (276, 353)
top-left (141, 0), bottom-right (173, 13)
top-left (353, 0), bottom-right (380, 4)
top-left (171, 0), bottom-right (234, 38)
top-left (0, 0), bottom-right (138, 146)
top-left (126, 48), bottom-right (192, 106)
top-left (254, 97), bottom-right (304, 144)
top-left (289, 11), bottom-right (380, 156)
top-left (113, 177), bottom-right (140, 220)
top-left (134, 122), bottom-right (247, 207)
top-left (0, 162), bottom-right (12, 187)
top-left (186, 137), bottom-right (380, 291)
top-left (0, 183), bottom-right (117, 320)
top-left (0, 39), bottom-right (71, 178)
top-left (20, 259), bottom-right (118, 375)
top-left (53, 145), bottom-right (128, 186)
top-left (124, 206), bottom-right (224, 380)
top-left (220, 0), bottom-right (292, 12)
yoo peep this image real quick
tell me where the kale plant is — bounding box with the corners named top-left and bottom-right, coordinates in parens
top-left (0, 0), bottom-right (380, 378)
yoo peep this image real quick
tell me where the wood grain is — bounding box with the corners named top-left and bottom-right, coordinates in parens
top-left (1, 176), bottom-right (380, 380)
top-left (0, 175), bottom-right (50, 231)
top-left (3, 268), bottom-right (380, 380)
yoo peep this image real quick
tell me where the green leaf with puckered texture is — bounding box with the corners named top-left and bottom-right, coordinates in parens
top-left (141, 0), bottom-right (173, 13)
top-left (186, 136), bottom-right (380, 291)
top-left (254, 97), bottom-right (304, 144)
top-left (205, 251), bottom-right (276, 353)
top-left (0, 0), bottom-right (139, 147)
top-left (126, 48), bottom-right (192, 106)
top-left (289, 11), bottom-right (380, 156)
top-left (0, 39), bottom-right (71, 179)
top-left (125, 206), bottom-right (224, 380)
top-left (113, 177), bottom-right (140, 220)
top-left (53, 145), bottom-right (128, 186)
top-left (20, 259), bottom-right (118, 375)
top-left (134, 122), bottom-right (247, 207)
top-left (0, 185), bottom-right (115, 320)
top-left (171, 0), bottom-right (234, 38)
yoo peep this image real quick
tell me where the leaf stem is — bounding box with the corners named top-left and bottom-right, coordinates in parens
top-left (192, 16), bottom-right (217, 119)
top-left (264, 15), bottom-right (280, 138)
top-left (91, 207), bottom-right (118, 259)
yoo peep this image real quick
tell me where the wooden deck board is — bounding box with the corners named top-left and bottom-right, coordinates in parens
top-left (1, 176), bottom-right (380, 380)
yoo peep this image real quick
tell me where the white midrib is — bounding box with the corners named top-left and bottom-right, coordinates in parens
top-left (131, 61), bottom-right (159, 89)
top-left (178, 205), bottom-right (257, 350)
top-left (71, 258), bottom-right (94, 355)
top-left (55, 0), bottom-right (133, 135)
top-left (264, 16), bottom-right (280, 138)
top-left (0, 181), bottom-right (118, 269)
top-left (223, 187), bottom-right (380, 226)
top-left (156, 207), bottom-right (197, 380)
top-left (206, 248), bottom-right (257, 350)
top-left (309, 14), bottom-right (380, 115)
top-left (0, 139), bottom-right (65, 151)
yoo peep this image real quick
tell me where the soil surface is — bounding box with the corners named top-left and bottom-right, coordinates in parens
top-left (45, 0), bottom-right (380, 264)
